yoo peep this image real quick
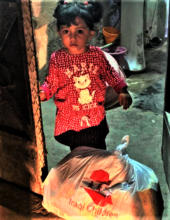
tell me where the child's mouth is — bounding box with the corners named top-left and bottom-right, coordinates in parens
top-left (70, 44), bottom-right (77, 47)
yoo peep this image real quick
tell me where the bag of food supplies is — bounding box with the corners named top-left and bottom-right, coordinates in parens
top-left (42, 135), bottom-right (163, 220)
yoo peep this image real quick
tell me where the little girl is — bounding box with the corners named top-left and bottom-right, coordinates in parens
top-left (39, 0), bottom-right (132, 151)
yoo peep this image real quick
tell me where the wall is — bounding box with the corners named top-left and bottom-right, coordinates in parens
top-left (0, 0), bottom-right (47, 195)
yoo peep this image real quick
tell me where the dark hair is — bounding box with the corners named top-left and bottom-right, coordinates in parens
top-left (53, 0), bottom-right (103, 30)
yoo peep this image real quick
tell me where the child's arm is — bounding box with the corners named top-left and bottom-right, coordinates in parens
top-left (38, 53), bottom-right (59, 101)
top-left (118, 86), bottom-right (132, 110)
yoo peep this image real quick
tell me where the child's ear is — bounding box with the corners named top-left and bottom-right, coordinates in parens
top-left (89, 30), bottom-right (95, 39)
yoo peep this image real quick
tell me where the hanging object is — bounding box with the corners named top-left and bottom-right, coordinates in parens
top-left (145, 0), bottom-right (163, 48)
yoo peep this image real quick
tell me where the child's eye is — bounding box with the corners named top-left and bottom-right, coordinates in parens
top-left (63, 30), bottom-right (69, 34)
top-left (77, 30), bottom-right (83, 34)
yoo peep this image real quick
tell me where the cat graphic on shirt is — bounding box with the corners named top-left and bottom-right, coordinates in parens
top-left (74, 74), bottom-right (95, 105)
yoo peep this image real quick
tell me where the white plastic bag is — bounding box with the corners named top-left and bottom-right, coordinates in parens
top-left (42, 136), bottom-right (163, 220)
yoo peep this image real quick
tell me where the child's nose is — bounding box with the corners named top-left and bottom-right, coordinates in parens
top-left (70, 32), bottom-right (76, 39)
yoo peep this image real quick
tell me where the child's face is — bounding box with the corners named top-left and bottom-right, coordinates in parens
top-left (58, 17), bottom-right (94, 55)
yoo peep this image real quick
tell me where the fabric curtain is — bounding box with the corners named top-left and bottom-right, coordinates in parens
top-left (120, 0), bottom-right (146, 72)
top-left (120, 0), bottom-right (167, 72)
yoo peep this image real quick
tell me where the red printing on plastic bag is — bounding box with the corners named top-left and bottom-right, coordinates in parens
top-left (84, 170), bottom-right (112, 207)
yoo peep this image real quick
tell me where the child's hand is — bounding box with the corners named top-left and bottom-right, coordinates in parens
top-left (38, 82), bottom-right (47, 101)
top-left (39, 90), bottom-right (47, 101)
top-left (118, 92), bottom-right (132, 110)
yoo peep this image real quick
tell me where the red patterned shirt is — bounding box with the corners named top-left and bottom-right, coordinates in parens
top-left (41, 46), bottom-right (127, 136)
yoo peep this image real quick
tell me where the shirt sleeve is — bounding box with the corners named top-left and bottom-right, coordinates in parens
top-left (100, 49), bottom-right (127, 93)
top-left (41, 53), bottom-right (59, 100)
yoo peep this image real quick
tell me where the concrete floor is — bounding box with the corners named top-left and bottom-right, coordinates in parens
top-left (0, 40), bottom-right (170, 219)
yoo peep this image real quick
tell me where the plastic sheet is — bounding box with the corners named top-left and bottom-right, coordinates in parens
top-left (103, 51), bottom-right (126, 109)
top-left (42, 136), bottom-right (163, 220)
